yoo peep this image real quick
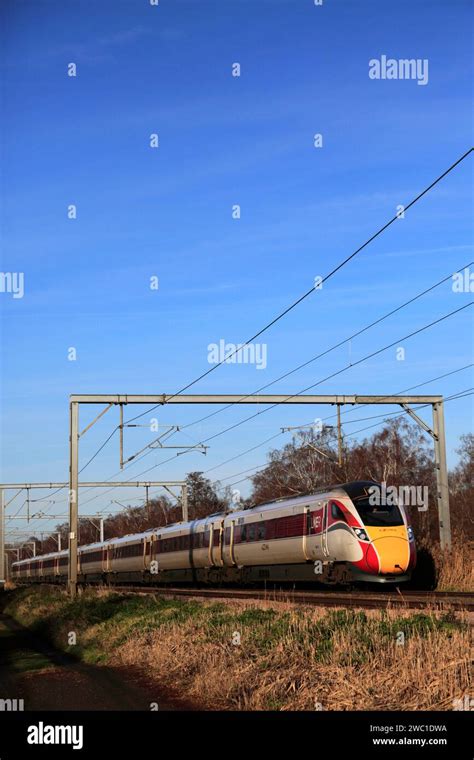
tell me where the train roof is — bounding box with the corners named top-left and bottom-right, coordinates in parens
top-left (12, 549), bottom-right (68, 566)
top-left (242, 481), bottom-right (380, 509)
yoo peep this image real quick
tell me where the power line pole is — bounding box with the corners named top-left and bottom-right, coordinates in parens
top-left (337, 404), bottom-right (343, 467)
top-left (432, 401), bottom-right (451, 550)
top-left (181, 484), bottom-right (189, 522)
top-left (69, 400), bottom-right (79, 598)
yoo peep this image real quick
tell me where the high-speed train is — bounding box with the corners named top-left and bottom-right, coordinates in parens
top-left (11, 481), bottom-right (416, 586)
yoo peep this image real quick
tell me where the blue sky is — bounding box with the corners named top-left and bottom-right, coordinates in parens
top-left (1, 0), bottom-right (473, 538)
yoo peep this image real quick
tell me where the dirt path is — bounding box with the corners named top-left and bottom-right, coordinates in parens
top-left (0, 613), bottom-right (197, 711)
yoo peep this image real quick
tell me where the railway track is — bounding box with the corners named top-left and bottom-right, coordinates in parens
top-left (110, 585), bottom-right (474, 611)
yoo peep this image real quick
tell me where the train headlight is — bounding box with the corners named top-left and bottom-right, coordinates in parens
top-left (354, 527), bottom-right (369, 541)
top-left (407, 526), bottom-right (414, 541)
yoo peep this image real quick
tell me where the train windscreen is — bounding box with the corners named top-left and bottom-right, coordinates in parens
top-left (351, 496), bottom-right (404, 527)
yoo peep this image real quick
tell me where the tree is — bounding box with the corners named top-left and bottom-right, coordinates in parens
top-left (448, 433), bottom-right (474, 537)
top-left (185, 471), bottom-right (228, 519)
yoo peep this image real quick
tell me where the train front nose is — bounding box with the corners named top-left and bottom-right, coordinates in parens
top-left (364, 528), bottom-right (410, 575)
top-left (367, 536), bottom-right (409, 574)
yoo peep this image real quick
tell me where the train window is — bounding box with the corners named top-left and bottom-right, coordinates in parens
top-left (240, 525), bottom-right (247, 542)
top-left (331, 502), bottom-right (347, 523)
top-left (353, 496), bottom-right (404, 527)
top-left (248, 524), bottom-right (256, 542)
top-left (257, 523), bottom-right (265, 540)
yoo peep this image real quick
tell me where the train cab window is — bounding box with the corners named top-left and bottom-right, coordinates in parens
top-left (331, 502), bottom-right (347, 523)
top-left (352, 496), bottom-right (404, 527)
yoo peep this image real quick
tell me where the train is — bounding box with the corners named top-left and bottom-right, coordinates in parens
top-left (11, 481), bottom-right (416, 586)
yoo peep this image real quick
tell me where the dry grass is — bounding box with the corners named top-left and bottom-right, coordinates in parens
top-left (113, 600), bottom-right (472, 711)
top-left (5, 587), bottom-right (472, 712)
top-left (433, 539), bottom-right (474, 592)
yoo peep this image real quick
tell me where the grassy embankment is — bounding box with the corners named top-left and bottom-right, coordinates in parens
top-left (3, 586), bottom-right (471, 711)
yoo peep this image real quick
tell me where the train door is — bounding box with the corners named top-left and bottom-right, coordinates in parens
top-left (223, 520), bottom-right (236, 567)
top-left (216, 520), bottom-right (224, 566)
top-left (229, 520), bottom-right (236, 566)
top-left (208, 521), bottom-right (225, 569)
top-left (321, 503), bottom-right (330, 558)
top-left (143, 536), bottom-right (152, 571)
top-left (102, 546), bottom-right (110, 574)
top-left (151, 534), bottom-right (160, 574)
top-left (302, 506), bottom-right (311, 560)
top-left (208, 523), bottom-right (215, 566)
